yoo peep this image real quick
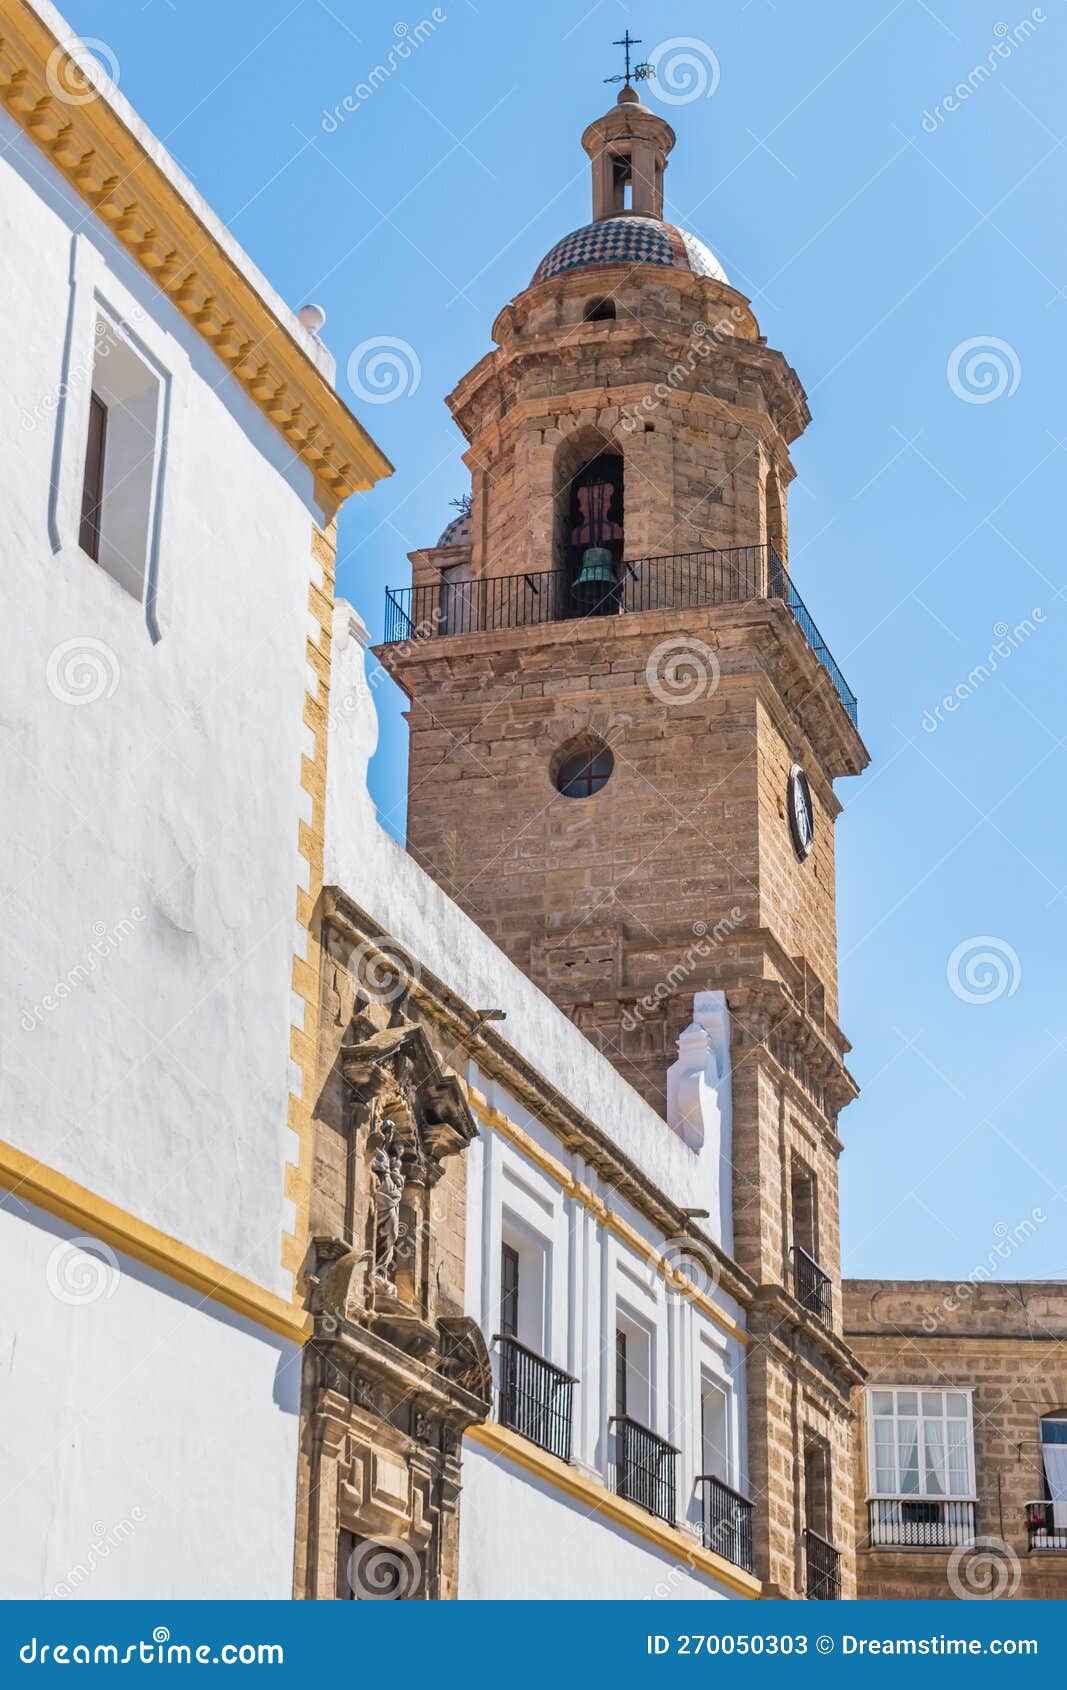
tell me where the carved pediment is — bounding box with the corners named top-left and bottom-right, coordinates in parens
top-left (341, 1018), bottom-right (477, 1165)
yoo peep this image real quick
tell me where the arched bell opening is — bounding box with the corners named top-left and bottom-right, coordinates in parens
top-left (553, 430), bottom-right (625, 619)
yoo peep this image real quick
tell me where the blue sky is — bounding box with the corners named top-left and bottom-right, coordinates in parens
top-left (66, 0), bottom-right (1067, 1281)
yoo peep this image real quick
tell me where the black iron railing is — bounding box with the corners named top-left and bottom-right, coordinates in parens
top-left (698, 1475), bottom-right (754, 1572)
top-left (790, 1244), bottom-right (834, 1329)
top-left (382, 545), bottom-right (858, 725)
top-left (495, 1334), bottom-right (576, 1463)
top-left (611, 1414), bottom-right (678, 1523)
top-left (805, 1528), bottom-right (841, 1599)
top-left (1025, 1501), bottom-right (1067, 1551)
top-left (868, 1498), bottom-right (975, 1548)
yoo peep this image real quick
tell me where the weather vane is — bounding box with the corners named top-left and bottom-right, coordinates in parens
top-left (604, 30), bottom-right (654, 88)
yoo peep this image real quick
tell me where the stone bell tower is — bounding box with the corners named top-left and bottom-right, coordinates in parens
top-left (378, 81), bottom-right (870, 1597)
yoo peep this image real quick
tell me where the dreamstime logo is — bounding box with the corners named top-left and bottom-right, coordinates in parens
top-left (44, 37), bottom-right (120, 106)
top-left (52, 1509), bottom-right (147, 1598)
top-left (921, 1208), bottom-right (1046, 1332)
top-left (621, 913), bottom-right (743, 1032)
top-left (947, 1536), bottom-right (1021, 1600)
top-left (620, 310), bottom-right (746, 434)
top-left (651, 1236), bottom-right (721, 1306)
top-left (46, 1237), bottom-right (120, 1306)
top-left (645, 637), bottom-right (720, 705)
top-left (347, 937), bottom-right (418, 1005)
top-left (347, 337), bottom-right (421, 404)
top-left (947, 936), bottom-right (1021, 1004)
top-left (947, 337), bottom-right (1021, 404)
top-left (321, 12), bottom-right (447, 131)
top-left (920, 610), bottom-right (1045, 733)
top-left (343, 1537), bottom-right (422, 1599)
top-left (921, 12), bottom-right (1046, 132)
top-left (46, 638), bottom-right (120, 706)
top-left (19, 908), bottom-right (146, 1033)
top-left (646, 37), bottom-right (721, 105)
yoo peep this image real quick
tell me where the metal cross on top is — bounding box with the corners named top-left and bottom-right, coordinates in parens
top-left (604, 30), bottom-right (654, 88)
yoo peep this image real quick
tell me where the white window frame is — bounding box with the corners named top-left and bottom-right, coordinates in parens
top-left (865, 1386), bottom-right (976, 1502)
top-left (49, 233), bottom-right (184, 641)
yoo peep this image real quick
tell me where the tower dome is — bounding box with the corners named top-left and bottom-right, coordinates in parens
top-left (529, 86), bottom-right (726, 289)
top-left (532, 215), bottom-right (726, 286)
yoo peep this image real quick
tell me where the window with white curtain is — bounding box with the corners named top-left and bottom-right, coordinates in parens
top-left (867, 1389), bottom-right (974, 1498)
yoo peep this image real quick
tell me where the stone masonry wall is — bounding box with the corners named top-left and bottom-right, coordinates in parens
top-left (845, 1280), bottom-right (1067, 1599)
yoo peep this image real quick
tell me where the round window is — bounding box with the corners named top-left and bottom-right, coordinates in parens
top-left (555, 745), bottom-right (614, 798)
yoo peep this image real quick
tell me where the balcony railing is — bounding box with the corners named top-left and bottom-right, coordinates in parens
top-left (868, 1498), bottom-right (976, 1548)
top-left (1025, 1501), bottom-right (1067, 1552)
top-left (495, 1334), bottom-right (576, 1463)
top-left (611, 1414), bottom-right (678, 1524)
top-left (698, 1475), bottom-right (754, 1573)
top-left (790, 1244), bottom-right (834, 1329)
top-left (382, 545), bottom-right (858, 725)
top-left (805, 1528), bottom-right (841, 1600)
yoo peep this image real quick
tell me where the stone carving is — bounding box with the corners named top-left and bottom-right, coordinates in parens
top-left (370, 1119), bottom-right (406, 1290)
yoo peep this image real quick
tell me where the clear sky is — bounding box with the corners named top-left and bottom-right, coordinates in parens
top-left (62, 0), bottom-right (1067, 1282)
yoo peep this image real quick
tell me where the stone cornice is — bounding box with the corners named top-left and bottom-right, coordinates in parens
top-left (0, 0), bottom-right (392, 514)
top-left (749, 1284), bottom-right (867, 1394)
top-left (374, 599), bottom-right (868, 783)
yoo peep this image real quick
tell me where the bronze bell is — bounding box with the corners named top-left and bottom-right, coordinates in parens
top-left (573, 545), bottom-right (618, 591)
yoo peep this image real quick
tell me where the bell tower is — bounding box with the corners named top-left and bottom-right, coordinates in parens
top-left (378, 80), bottom-right (870, 1597)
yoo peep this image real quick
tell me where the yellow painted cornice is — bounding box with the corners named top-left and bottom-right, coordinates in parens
top-left (0, 1137), bottom-right (311, 1344)
top-left (470, 1092), bottom-right (748, 1348)
top-left (466, 1420), bottom-right (761, 1598)
top-left (0, 1), bottom-right (392, 514)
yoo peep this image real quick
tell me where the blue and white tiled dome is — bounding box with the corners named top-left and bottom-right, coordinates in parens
top-left (532, 216), bottom-right (727, 286)
top-left (436, 508), bottom-right (471, 547)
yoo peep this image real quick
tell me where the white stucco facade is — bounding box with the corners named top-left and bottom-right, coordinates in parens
top-left (0, 1201), bottom-right (299, 1599)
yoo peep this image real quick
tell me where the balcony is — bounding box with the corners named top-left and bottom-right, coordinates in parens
top-left (611, 1414), bottom-right (678, 1524)
top-left (698, 1475), bottom-right (754, 1573)
top-left (1026, 1501), bottom-right (1067, 1552)
top-left (382, 545), bottom-right (858, 726)
top-left (790, 1244), bottom-right (834, 1329)
top-left (495, 1334), bottom-right (576, 1463)
top-left (868, 1498), bottom-right (976, 1548)
top-left (805, 1528), bottom-right (841, 1600)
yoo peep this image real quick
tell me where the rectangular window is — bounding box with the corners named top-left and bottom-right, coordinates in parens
top-left (499, 1243), bottom-right (520, 1339)
top-left (80, 313), bottom-right (164, 601)
top-left (701, 1382), bottom-right (730, 1483)
top-left (614, 1308), bottom-right (652, 1427)
top-left (79, 392), bottom-right (107, 561)
top-left (790, 1156), bottom-right (819, 1260)
top-left (867, 1388), bottom-right (974, 1499)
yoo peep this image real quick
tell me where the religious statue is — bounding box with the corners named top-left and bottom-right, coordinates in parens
top-left (370, 1120), bottom-right (406, 1290)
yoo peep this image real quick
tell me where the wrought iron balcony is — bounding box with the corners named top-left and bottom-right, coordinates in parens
top-left (1025, 1501), bottom-right (1067, 1552)
top-left (805, 1528), bottom-right (841, 1599)
top-left (382, 544), bottom-right (858, 725)
top-left (495, 1334), bottom-right (576, 1463)
top-left (611, 1414), bottom-right (678, 1524)
top-left (790, 1244), bottom-right (834, 1329)
top-left (868, 1498), bottom-right (975, 1548)
top-left (698, 1475), bottom-right (754, 1573)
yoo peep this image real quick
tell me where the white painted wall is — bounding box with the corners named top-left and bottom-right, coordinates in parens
top-left (458, 1446), bottom-right (740, 1601)
top-left (0, 1200), bottom-right (299, 1599)
top-left (0, 108), bottom-right (323, 1297)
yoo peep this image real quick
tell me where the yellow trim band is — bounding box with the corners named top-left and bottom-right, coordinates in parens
top-left (466, 1420), bottom-right (761, 1598)
top-left (0, 1138), bottom-right (311, 1343)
